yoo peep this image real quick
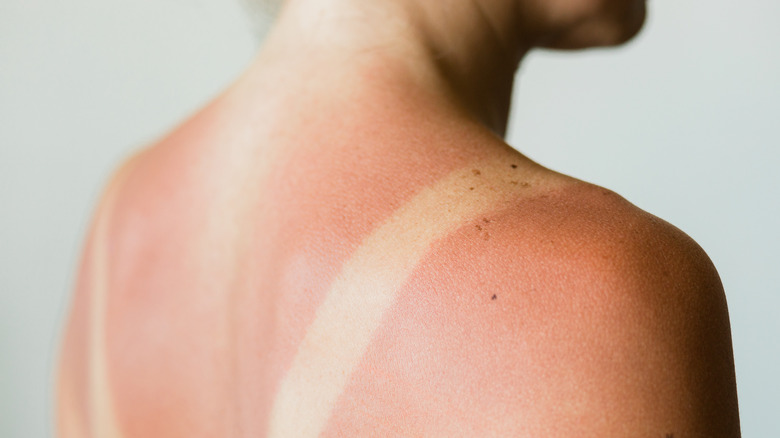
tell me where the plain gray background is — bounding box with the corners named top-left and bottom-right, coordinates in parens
top-left (1, 0), bottom-right (777, 436)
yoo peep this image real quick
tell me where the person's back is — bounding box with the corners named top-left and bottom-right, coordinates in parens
top-left (56, 0), bottom-right (740, 436)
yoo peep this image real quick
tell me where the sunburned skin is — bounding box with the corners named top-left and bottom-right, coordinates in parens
top-left (54, 0), bottom-right (744, 433)
top-left (267, 158), bottom-right (556, 437)
top-left (57, 83), bottom-right (562, 437)
top-left (57, 59), bottom-right (739, 438)
top-left (322, 189), bottom-right (733, 437)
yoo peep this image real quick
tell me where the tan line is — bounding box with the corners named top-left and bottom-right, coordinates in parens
top-left (57, 376), bottom-right (87, 438)
top-left (88, 168), bottom-right (130, 438)
top-left (267, 159), bottom-right (518, 438)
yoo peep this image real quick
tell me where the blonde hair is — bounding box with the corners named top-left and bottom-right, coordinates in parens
top-left (242, 0), bottom-right (283, 16)
top-left (240, 0), bottom-right (283, 40)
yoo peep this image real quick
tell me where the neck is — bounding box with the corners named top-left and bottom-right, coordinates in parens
top-left (249, 0), bottom-right (530, 137)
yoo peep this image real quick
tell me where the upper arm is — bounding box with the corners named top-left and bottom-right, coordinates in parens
top-left (497, 202), bottom-right (741, 436)
top-left (537, 219), bottom-right (740, 437)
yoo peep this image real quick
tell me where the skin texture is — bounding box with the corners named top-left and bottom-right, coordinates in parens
top-left (57, 0), bottom-right (739, 436)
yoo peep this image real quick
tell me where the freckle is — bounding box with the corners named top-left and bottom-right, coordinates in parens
top-left (510, 180), bottom-right (518, 185)
top-left (483, 218), bottom-right (490, 223)
top-left (469, 187), bottom-right (475, 190)
top-left (521, 182), bottom-right (531, 188)
top-left (483, 233), bottom-right (490, 240)
top-left (511, 164), bottom-right (517, 169)
top-left (476, 225), bottom-right (482, 231)
top-left (472, 169), bottom-right (481, 176)
top-left (491, 294), bottom-right (497, 300)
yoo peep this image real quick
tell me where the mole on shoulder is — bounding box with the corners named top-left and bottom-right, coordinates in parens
top-left (469, 187), bottom-right (475, 190)
top-left (491, 294), bottom-right (497, 300)
top-left (511, 164), bottom-right (518, 169)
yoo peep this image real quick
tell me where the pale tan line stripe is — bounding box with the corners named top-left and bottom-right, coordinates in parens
top-left (88, 166), bottom-right (133, 438)
top-left (267, 159), bottom-right (516, 438)
top-left (58, 375), bottom-right (87, 438)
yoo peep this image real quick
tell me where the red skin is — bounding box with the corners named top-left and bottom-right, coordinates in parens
top-left (57, 82), bottom-right (739, 437)
top-left (61, 92), bottom-right (496, 436)
top-left (323, 189), bottom-right (737, 436)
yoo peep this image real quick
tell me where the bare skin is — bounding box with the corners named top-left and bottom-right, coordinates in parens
top-left (57, 0), bottom-right (740, 436)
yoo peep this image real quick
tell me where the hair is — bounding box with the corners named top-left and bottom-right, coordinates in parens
top-left (242, 0), bottom-right (283, 17)
top-left (240, 0), bottom-right (283, 39)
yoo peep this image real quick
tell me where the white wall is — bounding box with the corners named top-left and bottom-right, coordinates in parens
top-left (1, 0), bottom-right (777, 436)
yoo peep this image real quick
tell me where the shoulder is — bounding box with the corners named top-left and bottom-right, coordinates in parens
top-left (386, 181), bottom-right (740, 435)
top-left (491, 181), bottom-right (723, 297)
top-left (426, 179), bottom-right (725, 306)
